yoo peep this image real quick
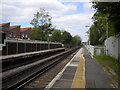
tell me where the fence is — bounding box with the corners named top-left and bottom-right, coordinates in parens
top-left (85, 34), bottom-right (120, 61)
top-left (105, 35), bottom-right (120, 61)
top-left (85, 45), bottom-right (104, 56)
top-left (1, 38), bottom-right (62, 55)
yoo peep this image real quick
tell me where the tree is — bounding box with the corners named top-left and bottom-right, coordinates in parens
top-left (30, 8), bottom-right (53, 41)
top-left (92, 2), bottom-right (120, 36)
top-left (61, 31), bottom-right (72, 44)
top-left (71, 35), bottom-right (81, 46)
top-left (89, 2), bottom-right (120, 45)
top-left (30, 8), bottom-right (52, 28)
top-left (31, 26), bottom-right (44, 40)
top-left (89, 24), bottom-right (102, 45)
top-left (50, 29), bottom-right (62, 42)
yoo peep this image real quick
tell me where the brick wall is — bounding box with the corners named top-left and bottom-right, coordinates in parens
top-left (20, 29), bottom-right (32, 40)
top-left (11, 26), bottom-right (21, 38)
top-left (0, 23), bottom-right (12, 38)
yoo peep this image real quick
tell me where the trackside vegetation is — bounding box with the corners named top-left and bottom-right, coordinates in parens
top-left (30, 8), bottom-right (82, 46)
top-left (90, 2), bottom-right (120, 45)
top-left (94, 55), bottom-right (120, 87)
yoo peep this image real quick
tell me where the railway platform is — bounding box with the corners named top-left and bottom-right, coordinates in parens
top-left (45, 47), bottom-right (114, 89)
top-left (1, 48), bottom-right (65, 60)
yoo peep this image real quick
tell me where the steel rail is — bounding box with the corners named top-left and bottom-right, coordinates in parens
top-left (2, 47), bottom-right (80, 90)
top-left (2, 48), bottom-right (65, 72)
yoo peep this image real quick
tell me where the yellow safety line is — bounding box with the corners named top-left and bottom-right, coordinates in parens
top-left (71, 49), bottom-right (86, 88)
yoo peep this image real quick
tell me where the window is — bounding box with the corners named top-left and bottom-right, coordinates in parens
top-left (22, 34), bottom-right (24, 39)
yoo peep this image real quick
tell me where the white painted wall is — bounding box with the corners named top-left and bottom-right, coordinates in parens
top-left (0, 44), bottom-right (2, 56)
top-left (96, 49), bottom-right (101, 55)
top-left (85, 35), bottom-right (119, 61)
top-left (0, 44), bottom-right (2, 51)
top-left (86, 45), bottom-right (104, 56)
top-left (85, 45), bottom-right (94, 55)
top-left (89, 45), bottom-right (94, 55)
top-left (105, 35), bottom-right (119, 61)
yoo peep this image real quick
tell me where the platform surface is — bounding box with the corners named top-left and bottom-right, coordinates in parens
top-left (45, 48), bottom-right (85, 89)
top-left (84, 48), bottom-right (113, 88)
top-left (45, 47), bottom-right (113, 89)
top-left (0, 48), bottom-right (64, 60)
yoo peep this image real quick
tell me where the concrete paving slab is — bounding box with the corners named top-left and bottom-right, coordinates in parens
top-left (69, 61), bottom-right (79, 67)
top-left (49, 88), bottom-right (71, 90)
top-left (72, 57), bottom-right (80, 62)
top-left (52, 79), bottom-right (73, 88)
top-left (60, 73), bottom-right (75, 80)
top-left (45, 48), bottom-right (83, 89)
top-left (63, 66), bottom-right (77, 74)
top-left (65, 66), bottom-right (77, 70)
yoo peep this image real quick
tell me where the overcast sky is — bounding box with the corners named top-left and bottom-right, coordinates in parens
top-left (1, 0), bottom-right (95, 42)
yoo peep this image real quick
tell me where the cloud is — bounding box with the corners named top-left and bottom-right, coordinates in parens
top-left (66, 28), bottom-right (89, 42)
top-left (52, 10), bottom-right (94, 42)
top-left (1, 0), bottom-right (77, 22)
top-left (83, 2), bottom-right (93, 11)
top-left (53, 13), bottom-right (93, 27)
top-left (58, 0), bottom-right (91, 2)
top-left (1, 0), bottom-right (94, 42)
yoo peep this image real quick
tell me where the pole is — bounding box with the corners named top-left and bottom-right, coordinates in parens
top-left (7, 42), bottom-right (8, 55)
top-left (106, 19), bottom-right (108, 39)
top-left (48, 34), bottom-right (52, 50)
top-left (48, 36), bottom-right (50, 50)
top-left (16, 42), bottom-right (18, 54)
top-left (24, 41), bottom-right (26, 53)
top-left (94, 16), bottom-right (108, 55)
top-left (89, 30), bottom-right (90, 53)
top-left (106, 18), bottom-right (108, 55)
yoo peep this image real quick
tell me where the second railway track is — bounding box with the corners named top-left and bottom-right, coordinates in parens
top-left (2, 47), bottom-right (80, 90)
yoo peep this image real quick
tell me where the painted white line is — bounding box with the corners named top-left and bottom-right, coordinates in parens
top-left (45, 52), bottom-right (76, 89)
top-left (90, 54), bottom-right (94, 59)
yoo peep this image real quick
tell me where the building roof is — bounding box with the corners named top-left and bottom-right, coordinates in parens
top-left (20, 27), bottom-right (32, 32)
top-left (10, 25), bottom-right (20, 29)
top-left (0, 22), bottom-right (10, 26)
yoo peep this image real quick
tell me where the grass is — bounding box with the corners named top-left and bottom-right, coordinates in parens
top-left (94, 55), bottom-right (120, 87)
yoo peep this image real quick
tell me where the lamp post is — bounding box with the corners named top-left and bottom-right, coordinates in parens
top-left (48, 34), bottom-right (52, 49)
top-left (94, 16), bottom-right (108, 55)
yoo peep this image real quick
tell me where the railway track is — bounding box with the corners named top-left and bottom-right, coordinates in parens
top-left (2, 47), bottom-right (80, 90)
top-left (23, 48), bottom-right (79, 89)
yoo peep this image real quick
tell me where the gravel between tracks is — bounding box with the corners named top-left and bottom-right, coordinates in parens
top-left (22, 50), bottom-right (78, 89)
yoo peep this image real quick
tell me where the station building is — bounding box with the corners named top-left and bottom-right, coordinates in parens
top-left (20, 27), bottom-right (32, 40)
top-left (10, 25), bottom-right (21, 38)
top-left (0, 22), bottom-right (32, 40)
top-left (0, 22), bottom-right (11, 38)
